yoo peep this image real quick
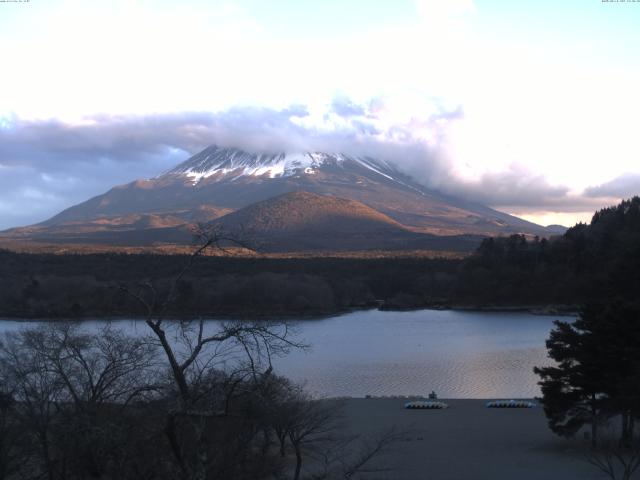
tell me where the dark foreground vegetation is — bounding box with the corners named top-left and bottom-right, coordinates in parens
top-left (535, 309), bottom-right (640, 480)
top-left (0, 234), bottom-right (403, 480)
top-left (0, 320), bottom-right (399, 480)
top-left (2, 197), bottom-right (640, 318)
top-left (531, 198), bottom-right (640, 479)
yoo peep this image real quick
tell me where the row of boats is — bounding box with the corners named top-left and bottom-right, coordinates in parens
top-left (404, 399), bottom-right (537, 409)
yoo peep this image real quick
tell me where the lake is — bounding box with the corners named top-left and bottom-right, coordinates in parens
top-left (0, 309), bottom-right (567, 399)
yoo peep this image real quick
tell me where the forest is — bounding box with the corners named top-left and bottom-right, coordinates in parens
top-left (531, 199), bottom-right (640, 478)
top-left (1, 197), bottom-right (639, 319)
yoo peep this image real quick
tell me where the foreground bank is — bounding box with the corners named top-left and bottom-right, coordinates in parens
top-left (340, 398), bottom-right (601, 480)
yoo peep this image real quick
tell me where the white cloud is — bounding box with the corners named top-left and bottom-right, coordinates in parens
top-left (585, 173), bottom-right (640, 199)
top-left (0, 102), bottom-right (609, 230)
top-left (1, 0), bottom-right (638, 229)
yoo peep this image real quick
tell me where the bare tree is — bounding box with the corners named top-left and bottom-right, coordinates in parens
top-left (585, 422), bottom-right (640, 480)
top-left (1, 328), bottom-right (67, 480)
top-left (265, 378), bottom-right (403, 480)
top-left (0, 226), bottom-right (398, 480)
top-left (119, 226), bottom-right (305, 480)
top-left (121, 226), bottom-right (302, 402)
top-left (310, 427), bottom-right (404, 480)
top-left (0, 323), bottom-right (159, 480)
top-left (20, 323), bottom-right (158, 407)
top-left (0, 391), bottom-right (21, 480)
top-left (287, 397), bottom-right (343, 480)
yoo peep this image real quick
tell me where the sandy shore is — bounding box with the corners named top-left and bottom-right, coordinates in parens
top-left (339, 398), bottom-right (604, 480)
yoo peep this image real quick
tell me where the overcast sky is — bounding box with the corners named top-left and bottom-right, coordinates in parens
top-left (1, 0), bottom-right (639, 230)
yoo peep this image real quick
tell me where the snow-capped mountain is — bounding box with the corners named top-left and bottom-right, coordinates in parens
top-left (163, 146), bottom-right (401, 185)
top-left (0, 145), bottom-right (564, 250)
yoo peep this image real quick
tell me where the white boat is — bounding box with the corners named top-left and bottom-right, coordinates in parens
top-left (404, 400), bottom-right (449, 409)
top-left (486, 399), bottom-right (536, 408)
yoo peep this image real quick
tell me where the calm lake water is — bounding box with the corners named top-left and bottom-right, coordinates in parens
top-left (0, 309), bottom-right (568, 399)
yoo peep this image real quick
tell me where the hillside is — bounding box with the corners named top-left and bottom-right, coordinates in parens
top-left (211, 191), bottom-right (482, 252)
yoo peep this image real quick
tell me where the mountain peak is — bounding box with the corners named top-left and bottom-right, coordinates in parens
top-left (164, 145), bottom-right (397, 185)
top-left (1, 143), bottom-right (554, 246)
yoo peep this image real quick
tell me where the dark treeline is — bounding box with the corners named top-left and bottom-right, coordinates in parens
top-left (530, 198), bottom-right (640, 478)
top-left (535, 303), bottom-right (640, 446)
top-left (458, 196), bottom-right (640, 306)
top-left (0, 253), bottom-right (460, 318)
top-left (2, 196), bottom-right (639, 318)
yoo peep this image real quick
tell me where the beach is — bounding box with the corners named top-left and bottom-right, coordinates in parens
top-left (340, 398), bottom-right (605, 480)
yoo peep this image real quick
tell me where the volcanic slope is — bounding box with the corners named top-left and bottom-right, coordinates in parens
top-left (1, 145), bottom-right (562, 249)
top-left (209, 191), bottom-right (481, 252)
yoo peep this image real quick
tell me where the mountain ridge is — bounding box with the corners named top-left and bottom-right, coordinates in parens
top-left (1, 145), bottom-right (565, 250)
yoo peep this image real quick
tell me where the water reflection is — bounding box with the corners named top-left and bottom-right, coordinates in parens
top-left (275, 309), bottom-right (561, 398)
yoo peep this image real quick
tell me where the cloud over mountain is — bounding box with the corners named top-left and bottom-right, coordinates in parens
top-left (0, 98), bottom-right (627, 229)
top-left (585, 174), bottom-right (640, 199)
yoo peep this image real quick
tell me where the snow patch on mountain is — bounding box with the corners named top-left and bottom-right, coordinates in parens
top-left (354, 157), bottom-right (394, 181)
top-left (165, 146), bottom-right (399, 185)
